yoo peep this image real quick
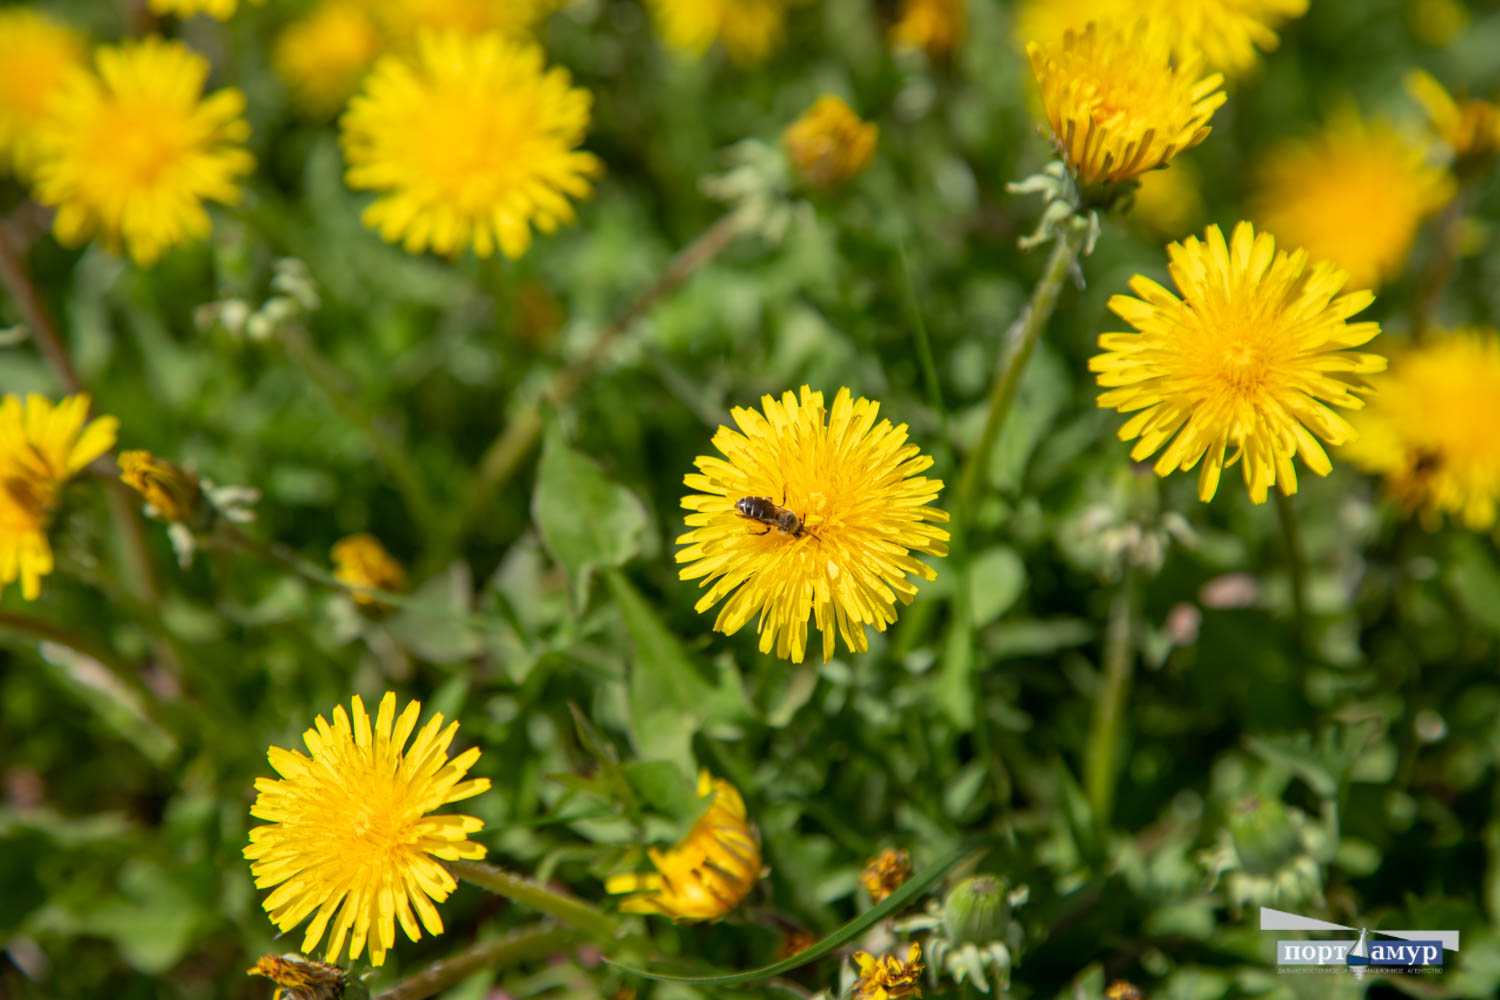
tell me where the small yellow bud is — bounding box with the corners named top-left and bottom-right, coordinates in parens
top-left (118, 450), bottom-right (203, 524)
top-left (783, 95), bottom-right (878, 190)
top-left (330, 533), bottom-right (406, 604)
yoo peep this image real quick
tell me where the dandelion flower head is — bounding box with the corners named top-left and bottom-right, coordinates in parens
top-left (853, 942), bottom-right (925, 1000)
top-left (1405, 69), bottom-right (1500, 171)
top-left (375, 0), bottom-right (560, 39)
top-left (890, 0), bottom-right (965, 59)
top-left (1343, 328), bottom-right (1500, 531)
top-left (648, 0), bottom-right (802, 65)
top-left (783, 95), bottom-right (878, 190)
top-left (31, 36), bottom-right (253, 267)
top-left (273, 0), bottom-right (384, 118)
top-left (1090, 222), bottom-right (1385, 504)
top-left (677, 386), bottom-right (950, 664)
top-left (1251, 111), bottom-right (1452, 291)
top-left (0, 394), bottom-right (118, 600)
top-left (606, 770), bottom-right (762, 921)
top-left (0, 8), bottom-right (85, 178)
top-left (1027, 20), bottom-right (1226, 190)
top-left (861, 847), bottom-right (913, 903)
top-left (148, 0), bottom-right (260, 19)
top-left (341, 30), bottom-right (602, 259)
top-left (332, 533), bottom-right (407, 603)
top-left (244, 692), bottom-right (491, 966)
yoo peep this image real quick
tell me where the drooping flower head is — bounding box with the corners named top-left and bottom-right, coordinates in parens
top-left (1090, 222), bottom-right (1385, 504)
top-left (31, 37), bottom-right (254, 267)
top-left (853, 942), bottom-right (925, 1000)
top-left (246, 953), bottom-right (347, 1000)
top-left (273, 0), bottom-right (384, 118)
top-left (606, 770), bottom-right (762, 920)
top-left (678, 386), bottom-right (950, 664)
top-left (0, 8), bottom-right (85, 178)
top-left (1405, 69), bottom-right (1500, 175)
top-left (861, 847), bottom-right (913, 904)
top-left (890, 0), bottom-right (965, 59)
top-left (1251, 111), bottom-right (1452, 291)
top-left (332, 533), bottom-right (407, 604)
top-left (119, 450), bottom-right (203, 524)
top-left (0, 394), bottom-right (118, 600)
top-left (1027, 21), bottom-right (1226, 193)
top-left (1343, 329), bottom-right (1500, 531)
top-left (647, 0), bottom-right (803, 65)
top-left (783, 95), bottom-right (878, 190)
top-left (244, 692), bottom-right (491, 966)
top-left (341, 30), bottom-right (601, 259)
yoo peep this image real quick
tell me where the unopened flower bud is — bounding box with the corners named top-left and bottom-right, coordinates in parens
top-left (118, 451), bottom-right (203, 525)
top-left (942, 875), bottom-right (1009, 945)
top-left (1228, 794), bottom-right (1300, 876)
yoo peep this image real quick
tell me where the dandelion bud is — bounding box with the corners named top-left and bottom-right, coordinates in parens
top-left (783, 95), bottom-right (877, 190)
top-left (942, 875), bottom-right (1010, 946)
top-left (118, 451), bottom-right (204, 525)
top-left (1228, 794), bottom-right (1300, 877)
top-left (331, 533), bottom-right (407, 605)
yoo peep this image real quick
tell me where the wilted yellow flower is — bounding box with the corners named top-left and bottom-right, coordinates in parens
top-left (1251, 111), bottom-right (1452, 291)
top-left (647, 0), bottom-right (801, 65)
top-left (1130, 159), bottom-right (1204, 239)
top-left (246, 953), bottom-right (346, 1000)
top-left (890, 0), bottom-right (965, 58)
top-left (1406, 69), bottom-right (1500, 172)
top-left (0, 8), bottom-right (86, 178)
top-left (861, 847), bottom-right (913, 903)
top-left (853, 942), bottom-right (924, 1000)
top-left (245, 692), bottom-right (491, 967)
top-left (31, 37), bottom-right (253, 267)
top-left (783, 95), bottom-right (878, 190)
top-left (331, 533), bottom-right (406, 603)
top-left (1344, 329), bottom-right (1500, 531)
top-left (341, 30), bottom-right (601, 259)
top-left (606, 770), bottom-right (762, 920)
top-left (678, 386), bottom-right (950, 664)
top-left (0, 394), bottom-right (119, 600)
top-left (148, 0), bottom-right (259, 18)
top-left (1027, 21), bottom-right (1226, 190)
top-left (118, 451), bottom-right (202, 524)
top-left (273, 0), bottom-right (383, 118)
top-left (1091, 222), bottom-right (1385, 504)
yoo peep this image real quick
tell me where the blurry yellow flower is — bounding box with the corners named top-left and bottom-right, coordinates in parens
top-left (1344, 329), bottom-right (1500, 531)
top-left (853, 942), bottom-right (924, 1000)
top-left (341, 30), bottom-right (601, 259)
top-left (1027, 21), bottom-right (1226, 191)
top-left (1251, 112), bottom-right (1452, 291)
top-left (32, 37), bottom-right (253, 267)
top-left (677, 386), bottom-right (950, 664)
top-left (246, 953), bottom-right (346, 1000)
top-left (0, 394), bottom-right (118, 600)
top-left (119, 450), bottom-right (203, 524)
top-left (783, 95), bottom-right (878, 190)
top-left (331, 533), bottom-right (406, 603)
top-left (890, 0), bottom-right (965, 59)
top-left (1090, 222), bottom-right (1385, 504)
top-left (375, 0), bottom-right (557, 38)
top-left (0, 8), bottom-right (86, 178)
top-left (148, 0), bottom-right (256, 18)
top-left (1130, 159), bottom-right (1204, 239)
top-left (606, 770), bottom-right (762, 920)
top-left (648, 0), bottom-right (801, 65)
top-left (1406, 69), bottom-right (1500, 172)
top-left (861, 847), bottom-right (913, 903)
top-left (274, 0), bottom-right (383, 118)
top-left (1408, 0), bottom-right (1469, 47)
top-left (245, 692), bottom-right (491, 967)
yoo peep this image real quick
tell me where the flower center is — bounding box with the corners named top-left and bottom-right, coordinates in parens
top-left (90, 99), bottom-right (192, 191)
top-left (416, 91), bottom-right (535, 210)
top-left (1218, 339), bottom-right (1270, 394)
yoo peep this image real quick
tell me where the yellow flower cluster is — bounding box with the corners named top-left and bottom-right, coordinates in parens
top-left (861, 847), bottom-right (913, 903)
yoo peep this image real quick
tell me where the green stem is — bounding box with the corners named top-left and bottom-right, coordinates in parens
top-left (952, 227), bottom-right (1083, 534)
top-left (281, 323), bottom-right (440, 533)
top-left (375, 923), bottom-right (579, 1000)
top-left (446, 859), bottom-right (619, 941)
top-left (1274, 489), bottom-right (1308, 651)
top-left (1084, 566), bottom-right (1137, 825)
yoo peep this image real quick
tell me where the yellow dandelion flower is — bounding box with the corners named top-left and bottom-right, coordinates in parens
top-left (375, 0), bottom-right (558, 39)
top-left (783, 95), bottom-right (878, 190)
top-left (1251, 111), bottom-right (1452, 291)
top-left (244, 692), bottom-right (491, 967)
top-left (647, 0), bottom-right (801, 66)
top-left (1090, 222), bottom-right (1386, 504)
top-left (1027, 21), bottom-right (1226, 191)
top-left (890, 0), bottom-right (965, 59)
top-left (148, 0), bottom-right (260, 19)
top-left (331, 533), bottom-right (407, 604)
top-left (677, 386), bottom-right (950, 664)
top-left (31, 37), bottom-right (253, 267)
top-left (341, 30), bottom-right (601, 259)
top-left (274, 0), bottom-right (384, 118)
top-left (0, 394), bottom-right (119, 600)
top-left (853, 942), bottom-right (925, 1000)
top-left (605, 770), bottom-right (762, 921)
top-left (1343, 329), bottom-right (1500, 531)
top-left (1405, 69), bottom-right (1500, 172)
top-left (247, 953), bottom-right (346, 1000)
top-left (118, 451), bottom-right (202, 524)
top-left (0, 8), bottom-right (86, 178)
top-left (860, 847), bottom-right (913, 904)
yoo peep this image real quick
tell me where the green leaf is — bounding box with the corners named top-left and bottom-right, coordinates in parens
top-left (384, 562), bottom-right (482, 663)
top-left (622, 761), bottom-right (704, 825)
top-left (534, 427), bottom-right (650, 606)
top-left (969, 547), bottom-right (1026, 627)
top-left (608, 840), bottom-right (977, 986)
top-left (935, 598), bottom-right (977, 730)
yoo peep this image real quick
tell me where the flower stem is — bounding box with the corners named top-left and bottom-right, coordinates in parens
top-left (0, 222), bottom-right (84, 392)
top-left (1274, 489), bottom-right (1308, 651)
top-left (448, 212), bottom-right (744, 553)
top-left (375, 923), bottom-right (579, 1000)
top-left (1084, 565), bottom-right (1137, 826)
top-left (446, 859), bottom-right (619, 942)
top-left (952, 226), bottom-right (1083, 534)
